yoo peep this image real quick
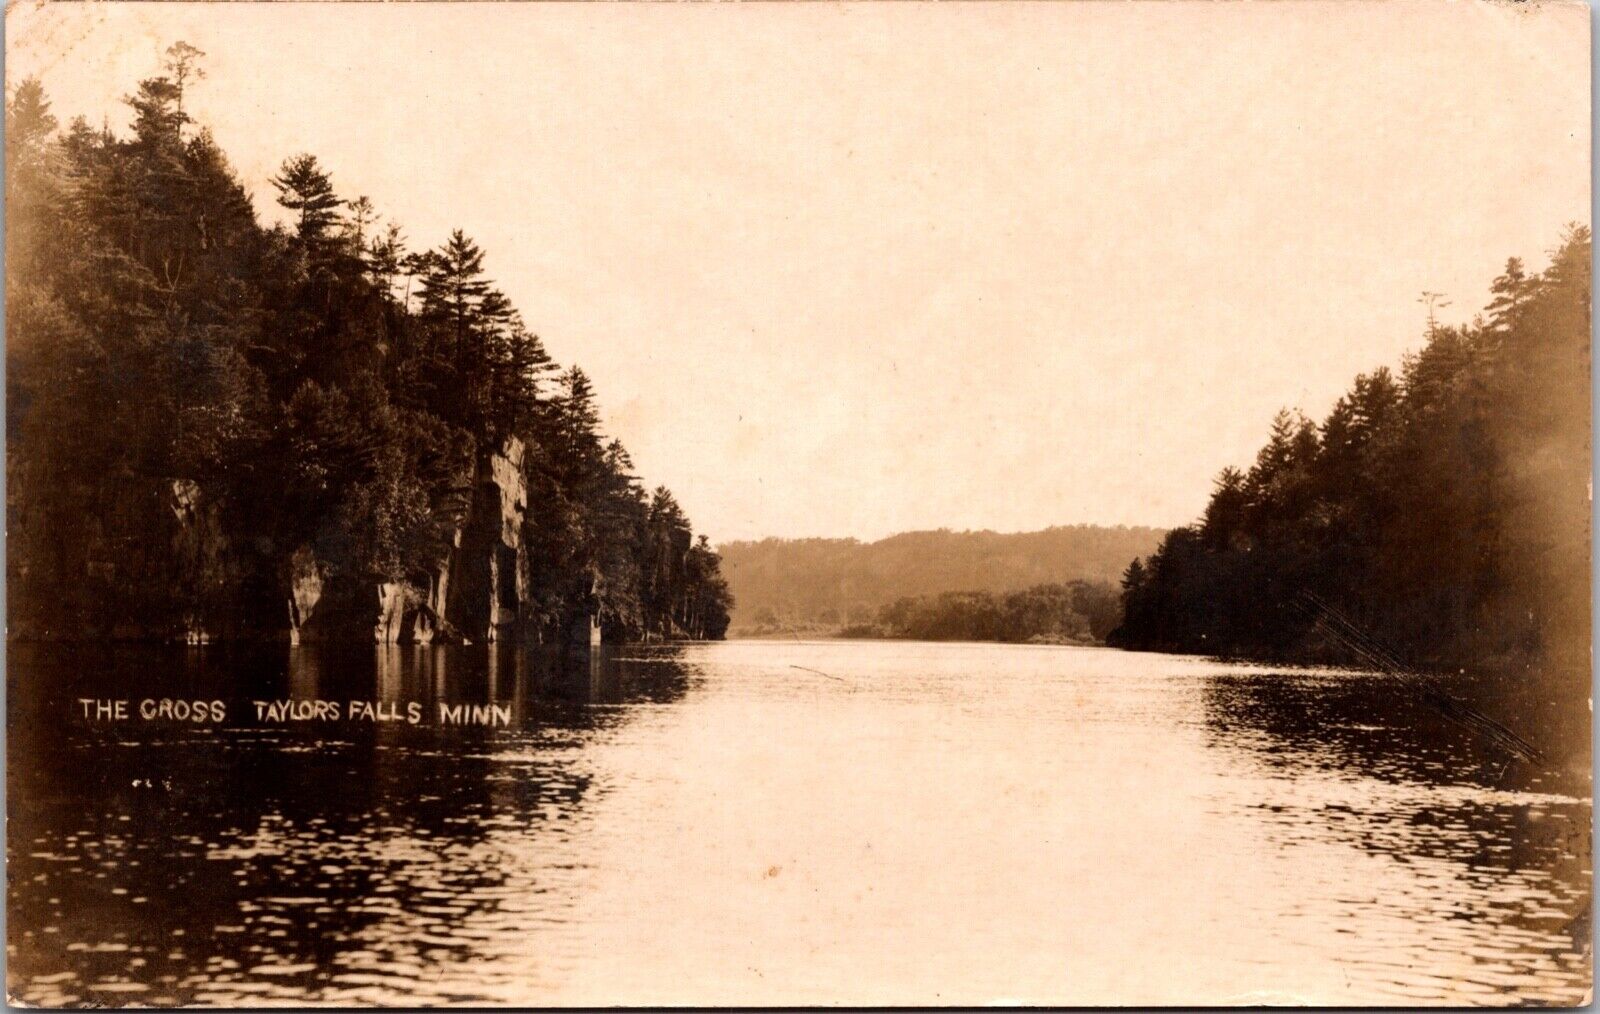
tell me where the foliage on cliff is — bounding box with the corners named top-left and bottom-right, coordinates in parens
top-left (5, 54), bottom-right (732, 642)
top-left (837, 581), bottom-right (1122, 645)
top-left (1110, 229), bottom-right (1590, 690)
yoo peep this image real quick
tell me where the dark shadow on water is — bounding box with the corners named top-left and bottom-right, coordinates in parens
top-left (1199, 669), bottom-right (1591, 1001)
top-left (1199, 668), bottom-right (1589, 795)
top-left (6, 641), bottom-right (695, 1006)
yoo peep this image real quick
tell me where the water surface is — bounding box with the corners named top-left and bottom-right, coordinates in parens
top-left (7, 640), bottom-right (1591, 1005)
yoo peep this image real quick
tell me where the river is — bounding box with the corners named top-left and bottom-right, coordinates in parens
top-left (6, 639), bottom-right (1591, 1005)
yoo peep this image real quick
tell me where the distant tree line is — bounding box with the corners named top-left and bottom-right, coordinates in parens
top-left (5, 50), bottom-right (731, 642)
top-left (720, 525), bottom-right (1162, 633)
top-left (1111, 228), bottom-right (1590, 692)
top-left (837, 581), bottom-right (1122, 645)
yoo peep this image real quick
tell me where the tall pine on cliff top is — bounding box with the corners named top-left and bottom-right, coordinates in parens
top-left (5, 53), bottom-right (732, 642)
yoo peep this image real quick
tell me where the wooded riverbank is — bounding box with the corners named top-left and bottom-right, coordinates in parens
top-left (5, 57), bottom-right (733, 646)
top-left (1109, 232), bottom-right (1590, 758)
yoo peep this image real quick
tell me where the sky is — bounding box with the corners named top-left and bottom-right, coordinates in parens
top-left (6, 1), bottom-right (1590, 544)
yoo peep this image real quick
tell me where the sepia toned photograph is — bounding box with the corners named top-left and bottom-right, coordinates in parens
top-left (3, 0), bottom-right (1593, 1006)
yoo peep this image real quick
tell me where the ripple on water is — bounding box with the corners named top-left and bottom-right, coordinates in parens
top-left (6, 641), bottom-right (1591, 1006)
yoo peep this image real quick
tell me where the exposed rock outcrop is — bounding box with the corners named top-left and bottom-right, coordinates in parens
top-left (286, 545), bottom-right (325, 644)
top-left (11, 437), bottom-right (600, 646)
top-left (444, 437), bottom-right (529, 643)
top-left (8, 474), bottom-right (245, 642)
top-left (283, 438), bottom-right (534, 645)
top-left (169, 479), bottom-right (233, 644)
top-left (286, 559), bottom-right (435, 645)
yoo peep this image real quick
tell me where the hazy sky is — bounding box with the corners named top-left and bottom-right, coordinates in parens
top-left (7, 1), bottom-right (1589, 543)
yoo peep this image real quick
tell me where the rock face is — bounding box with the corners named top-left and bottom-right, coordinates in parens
top-left (286, 545), bottom-right (325, 643)
top-left (168, 479), bottom-right (233, 644)
top-left (286, 438), bottom-right (533, 645)
top-left (444, 438), bottom-right (530, 643)
top-left (8, 470), bottom-right (234, 641)
top-left (568, 611), bottom-right (602, 650)
top-left (12, 437), bottom-right (592, 646)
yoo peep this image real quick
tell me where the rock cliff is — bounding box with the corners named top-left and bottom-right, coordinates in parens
top-left (8, 436), bottom-right (607, 646)
top-left (286, 438), bottom-right (533, 645)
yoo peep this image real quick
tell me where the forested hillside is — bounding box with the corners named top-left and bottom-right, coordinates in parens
top-left (1112, 228), bottom-right (1590, 696)
top-left (719, 525), bottom-right (1162, 634)
top-left (844, 582), bottom-right (1123, 645)
top-left (5, 52), bottom-right (732, 644)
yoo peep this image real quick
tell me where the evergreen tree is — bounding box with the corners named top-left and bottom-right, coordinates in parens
top-left (7, 61), bottom-right (734, 645)
top-left (1111, 229), bottom-right (1591, 701)
top-left (272, 153), bottom-right (344, 245)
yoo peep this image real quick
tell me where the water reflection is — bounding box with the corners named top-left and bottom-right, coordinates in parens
top-left (7, 643), bottom-right (694, 1006)
top-left (1201, 670), bottom-right (1592, 1003)
top-left (7, 642), bottom-right (1592, 1006)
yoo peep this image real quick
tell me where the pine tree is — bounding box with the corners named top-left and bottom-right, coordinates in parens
top-left (1113, 229), bottom-right (1591, 691)
top-left (1485, 257), bottom-right (1531, 333)
top-left (127, 77), bottom-right (186, 147)
top-left (163, 42), bottom-right (205, 127)
top-left (6, 55), bottom-right (735, 645)
top-left (272, 153), bottom-right (344, 245)
top-left (6, 78), bottom-right (56, 156)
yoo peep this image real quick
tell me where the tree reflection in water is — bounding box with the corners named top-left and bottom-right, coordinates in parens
top-left (1199, 669), bottom-right (1591, 1002)
top-left (7, 642), bottom-right (694, 1006)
